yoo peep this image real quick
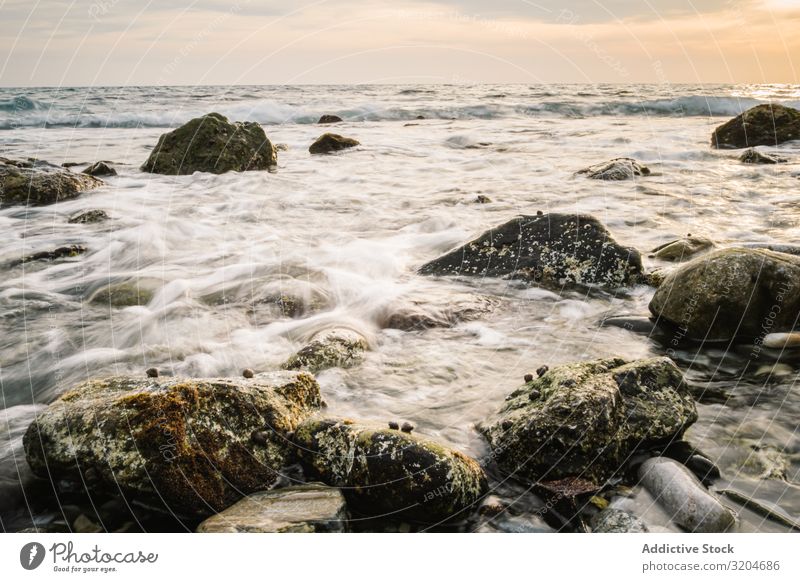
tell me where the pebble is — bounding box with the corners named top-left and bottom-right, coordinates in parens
top-left (400, 422), bottom-right (414, 433)
top-left (145, 367), bottom-right (159, 378)
top-left (536, 365), bottom-right (549, 377)
top-left (388, 421), bottom-right (399, 430)
top-left (523, 373), bottom-right (533, 382)
top-left (242, 368), bottom-right (254, 378)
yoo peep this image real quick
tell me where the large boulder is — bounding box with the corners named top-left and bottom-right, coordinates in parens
top-left (309, 133), bottom-right (360, 155)
top-left (24, 372), bottom-right (321, 516)
top-left (712, 104), bottom-right (800, 149)
top-left (1, 157), bottom-right (102, 207)
top-left (478, 357), bottom-right (697, 483)
top-left (649, 248), bottom-right (800, 342)
top-left (141, 113), bottom-right (276, 175)
top-left (196, 484), bottom-right (348, 533)
top-left (293, 418), bottom-right (487, 522)
top-left (419, 213), bottom-right (643, 290)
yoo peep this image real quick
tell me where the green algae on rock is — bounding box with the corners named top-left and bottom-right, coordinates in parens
top-left (293, 418), bottom-right (487, 522)
top-left (712, 104), bottom-right (800, 149)
top-left (24, 371), bottom-right (322, 516)
top-left (88, 280), bottom-right (159, 308)
top-left (141, 113), bottom-right (277, 175)
top-left (308, 133), bottom-right (360, 155)
top-left (478, 357), bottom-right (697, 483)
top-left (196, 484), bottom-right (348, 532)
top-left (1, 157), bottom-right (102, 207)
top-left (419, 213), bottom-right (644, 290)
top-left (283, 328), bottom-right (368, 373)
top-left (649, 248), bottom-right (800, 342)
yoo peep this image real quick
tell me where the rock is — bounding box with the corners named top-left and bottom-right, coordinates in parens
top-left (638, 457), bottom-right (736, 532)
top-left (141, 113), bottom-right (276, 175)
top-left (68, 209), bottom-right (110, 224)
top-left (649, 248), bottom-right (800, 342)
top-left (474, 195), bottom-right (492, 204)
top-left (379, 292), bottom-right (499, 331)
top-left (577, 158), bottom-right (650, 180)
top-left (11, 244), bottom-right (87, 266)
top-left (419, 213), bottom-right (644, 290)
top-left (591, 508), bottom-right (649, 533)
top-left (283, 328), bottom-right (368, 373)
top-left (308, 133), bottom-right (360, 155)
top-left (739, 148), bottom-right (787, 164)
top-left (196, 484), bottom-right (348, 533)
top-left (599, 315), bottom-right (658, 335)
top-left (242, 368), bottom-right (255, 379)
top-left (88, 281), bottom-right (157, 308)
top-left (145, 367), bottom-right (159, 378)
top-left (650, 236), bottom-right (715, 262)
top-left (0, 157), bottom-right (102, 207)
top-left (23, 371), bottom-right (322, 516)
top-left (83, 161), bottom-right (117, 176)
top-left (762, 332), bottom-right (800, 349)
top-left (73, 514), bottom-right (102, 533)
top-left (293, 418), bottom-right (487, 522)
top-left (317, 115), bottom-right (343, 124)
top-left (712, 104), bottom-right (800, 148)
top-left (477, 357), bottom-right (697, 483)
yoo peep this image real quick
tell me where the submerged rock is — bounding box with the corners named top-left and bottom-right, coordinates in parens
top-left (283, 328), bottom-right (368, 373)
top-left (83, 161), bottom-right (117, 176)
top-left (308, 133), bottom-right (360, 155)
top-left (88, 280), bottom-right (159, 308)
top-left (11, 244), bottom-right (87, 266)
top-left (317, 115), bottom-right (343, 124)
top-left (141, 113), bottom-right (276, 175)
top-left (419, 213), bottom-right (643, 290)
top-left (477, 357), bottom-right (697, 483)
top-left (649, 248), bottom-right (800, 342)
top-left (0, 157), bottom-right (102, 207)
top-left (712, 104), bottom-right (800, 148)
top-left (196, 484), bottom-right (348, 533)
top-left (68, 209), bottom-right (110, 224)
top-left (577, 158), bottom-right (650, 180)
top-left (638, 457), bottom-right (735, 532)
top-left (379, 292), bottom-right (500, 331)
top-left (650, 236), bottom-right (715, 262)
top-left (739, 148), bottom-right (787, 165)
top-left (293, 418), bottom-right (487, 522)
top-left (591, 508), bottom-right (649, 533)
top-left (24, 371), bottom-right (322, 516)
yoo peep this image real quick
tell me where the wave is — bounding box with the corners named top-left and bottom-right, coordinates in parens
top-left (1, 95), bottom-right (798, 129)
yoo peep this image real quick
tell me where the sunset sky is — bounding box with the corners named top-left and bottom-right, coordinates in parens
top-left (1, 0), bottom-right (799, 86)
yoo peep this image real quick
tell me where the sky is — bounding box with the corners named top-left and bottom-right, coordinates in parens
top-left (0, 0), bottom-right (799, 86)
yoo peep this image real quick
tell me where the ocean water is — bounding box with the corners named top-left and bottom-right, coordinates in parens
top-left (1, 83), bottom-right (799, 532)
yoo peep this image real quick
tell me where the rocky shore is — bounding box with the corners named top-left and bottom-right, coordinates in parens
top-left (8, 102), bottom-right (800, 533)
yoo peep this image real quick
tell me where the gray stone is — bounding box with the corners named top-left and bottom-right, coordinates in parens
top-left (591, 508), bottom-right (649, 533)
top-left (379, 292), bottom-right (500, 331)
top-left (577, 158), bottom-right (650, 180)
top-left (1, 157), bottom-right (102, 207)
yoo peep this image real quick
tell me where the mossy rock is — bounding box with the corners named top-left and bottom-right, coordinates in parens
top-left (88, 281), bottom-right (158, 308)
top-left (141, 113), bottom-right (277, 175)
top-left (649, 248), bottom-right (800, 341)
top-left (293, 418), bottom-right (487, 523)
top-left (283, 328), bottom-right (368, 373)
top-left (478, 357), bottom-right (697, 483)
top-left (419, 213), bottom-right (644, 290)
top-left (1, 157), bottom-right (102, 207)
top-left (309, 133), bottom-right (360, 155)
top-left (712, 104), bottom-right (800, 149)
top-left (24, 372), bottom-right (322, 516)
top-left (68, 209), bottom-right (110, 224)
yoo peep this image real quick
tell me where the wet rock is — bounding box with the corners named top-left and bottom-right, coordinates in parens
top-left (196, 484), bottom-right (348, 533)
top-left (283, 328), bottom-right (368, 373)
top-left (24, 371), bottom-right (322, 516)
top-left (650, 235), bottom-right (715, 262)
top-left (638, 457), bottom-right (735, 532)
top-left (649, 248), bottom-right (800, 342)
top-left (644, 267), bottom-right (669, 288)
top-left (242, 368), bottom-right (255, 379)
top-left (1, 157), bottom-right (102, 207)
top-left (577, 158), bottom-right (650, 180)
top-left (73, 514), bottom-right (103, 533)
top-left (145, 367), bottom-right (159, 378)
top-left (591, 508), bottom-right (649, 533)
top-left (478, 357), bottom-right (697, 483)
top-left (88, 281), bottom-right (157, 308)
top-left (83, 161), bottom-right (117, 176)
top-left (317, 114), bottom-right (343, 124)
top-left (379, 292), bottom-right (500, 331)
top-left (419, 213), bottom-right (643, 290)
top-left (762, 332), bottom-right (800, 349)
top-left (712, 104), bottom-right (800, 148)
top-left (716, 486), bottom-right (800, 532)
top-left (739, 148), bottom-right (787, 164)
top-left (68, 209), bottom-right (110, 224)
top-left (401, 422), bottom-right (414, 433)
top-left (293, 418), bottom-right (487, 522)
top-left (474, 194), bottom-right (492, 204)
top-left (309, 133), bottom-right (360, 155)
top-left (141, 113), bottom-right (276, 175)
top-left (11, 244), bottom-right (87, 266)
top-left (599, 315), bottom-right (658, 335)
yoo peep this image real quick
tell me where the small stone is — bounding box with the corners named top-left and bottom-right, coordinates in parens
top-left (577, 158), bottom-right (650, 180)
top-left (524, 373), bottom-right (534, 383)
top-left (762, 332), bottom-right (800, 349)
top-left (318, 114), bottom-right (343, 124)
top-left (536, 210), bottom-right (543, 216)
top-left (388, 421), bottom-right (399, 430)
top-left (401, 422), bottom-right (414, 433)
top-left (73, 514), bottom-right (102, 533)
top-left (528, 389), bottom-right (541, 401)
top-left (145, 367), bottom-right (159, 378)
top-left (478, 495), bottom-right (506, 516)
top-left (83, 161), bottom-right (117, 177)
top-left (309, 133), bottom-right (360, 155)
top-left (68, 209), bottom-right (110, 224)
top-left (536, 365), bottom-right (549, 377)
top-left (251, 431), bottom-right (269, 445)
top-left (243, 368), bottom-right (255, 378)
top-left (474, 194), bottom-right (492, 204)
